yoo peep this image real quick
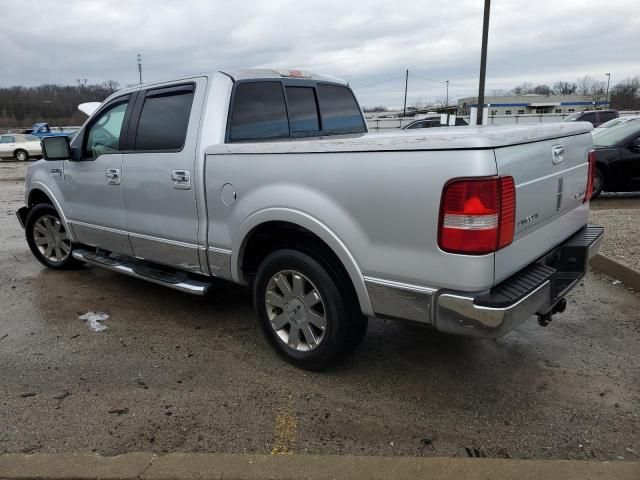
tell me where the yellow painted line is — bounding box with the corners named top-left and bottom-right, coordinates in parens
top-left (270, 412), bottom-right (297, 455)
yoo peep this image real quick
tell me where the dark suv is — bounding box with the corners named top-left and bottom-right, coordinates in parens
top-left (562, 109), bottom-right (618, 127)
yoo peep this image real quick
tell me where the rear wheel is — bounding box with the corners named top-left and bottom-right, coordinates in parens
top-left (25, 204), bottom-right (82, 269)
top-left (253, 249), bottom-right (367, 370)
top-left (14, 149), bottom-right (28, 162)
top-left (592, 167), bottom-right (605, 199)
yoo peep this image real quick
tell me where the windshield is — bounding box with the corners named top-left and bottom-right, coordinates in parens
top-left (592, 119), bottom-right (640, 147)
top-left (563, 113), bottom-right (581, 122)
top-left (596, 118), bottom-right (626, 130)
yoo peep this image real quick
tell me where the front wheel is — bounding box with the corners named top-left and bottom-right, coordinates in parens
top-left (253, 249), bottom-right (367, 370)
top-left (25, 204), bottom-right (82, 269)
top-left (14, 149), bottom-right (28, 162)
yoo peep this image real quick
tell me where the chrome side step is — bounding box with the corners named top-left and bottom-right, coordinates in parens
top-left (72, 249), bottom-right (212, 296)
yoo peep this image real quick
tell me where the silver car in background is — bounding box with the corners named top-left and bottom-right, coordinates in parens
top-left (0, 134), bottom-right (42, 161)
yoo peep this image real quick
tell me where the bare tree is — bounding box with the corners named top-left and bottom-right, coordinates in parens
top-left (512, 82), bottom-right (534, 95)
top-left (533, 84), bottom-right (551, 95)
top-left (610, 77), bottom-right (640, 110)
top-left (102, 80), bottom-right (120, 94)
top-left (552, 81), bottom-right (577, 95)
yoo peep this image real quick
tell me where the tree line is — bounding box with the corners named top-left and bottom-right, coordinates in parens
top-left (2, 75), bottom-right (639, 126)
top-left (489, 76), bottom-right (640, 110)
top-left (0, 81), bottom-right (120, 129)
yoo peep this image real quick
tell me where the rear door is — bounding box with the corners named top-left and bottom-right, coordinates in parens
top-left (121, 78), bottom-right (206, 273)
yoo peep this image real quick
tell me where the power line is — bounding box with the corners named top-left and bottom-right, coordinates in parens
top-left (352, 75), bottom-right (404, 89)
top-left (409, 74), bottom-right (474, 89)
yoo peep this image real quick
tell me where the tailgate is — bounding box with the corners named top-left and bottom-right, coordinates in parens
top-left (493, 130), bottom-right (592, 284)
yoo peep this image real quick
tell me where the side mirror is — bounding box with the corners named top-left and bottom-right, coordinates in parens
top-left (630, 138), bottom-right (640, 153)
top-left (41, 136), bottom-right (71, 161)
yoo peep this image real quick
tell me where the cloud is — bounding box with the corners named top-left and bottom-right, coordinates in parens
top-left (0, 0), bottom-right (637, 107)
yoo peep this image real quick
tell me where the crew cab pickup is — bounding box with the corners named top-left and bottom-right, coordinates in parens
top-left (17, 68), bottom-right (603, 370)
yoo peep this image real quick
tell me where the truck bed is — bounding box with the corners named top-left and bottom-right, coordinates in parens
top-left (205, 123), bottom-right (592, 155)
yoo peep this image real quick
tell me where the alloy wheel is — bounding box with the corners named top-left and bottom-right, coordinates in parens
top-left (265, 270), bottom-right (327, 352)
top-left (32, 215), bottom-right (71, 263)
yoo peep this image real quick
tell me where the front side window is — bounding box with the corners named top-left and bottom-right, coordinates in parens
top-left (85, 100), bottom-right (129, 158)
top-left (285, 86), bottom-right (320, 133)
top-left (229, 82), bottom-right (289, 142)
top-left (317, 84), bottom-right (366, 134)
top-left (134, 86), bottom-right (194, 151)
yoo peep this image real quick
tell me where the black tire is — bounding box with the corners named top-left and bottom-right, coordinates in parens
top-left (592, 167), bottom-right (605, 199)
top-left (25, 204), bottom-right (82, 270)
top-left (253, 249), bottom-right (367, 370)
top-left (14, 149), bottom-right (28, 162)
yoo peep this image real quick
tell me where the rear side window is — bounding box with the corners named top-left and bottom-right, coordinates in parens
top-left (134, 86), bottom-right (194, 151)
top-left (581, 113), bottom-right (597, 123)
top-left (285, 86), bottom-right (320, 133)
top-left (599, 111), bottom-right (616, 123)
top-left (229, 82), bottom-right (289, 141)
top-left (317, 84), bottom-right (366, 134)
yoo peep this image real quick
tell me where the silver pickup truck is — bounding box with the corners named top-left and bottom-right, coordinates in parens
top-left (17, 68), bottom-right (603, 370)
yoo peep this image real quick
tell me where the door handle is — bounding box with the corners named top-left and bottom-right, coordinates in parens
top-left (106, 168), bottom-right (121, 185)
top-left (171, 170), bottom-right (191, 190)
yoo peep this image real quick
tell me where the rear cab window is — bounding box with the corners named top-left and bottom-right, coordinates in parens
top-left (316, 84), bottom-right (366, 134)
top-left (227, 79), bottom-right (365, 142)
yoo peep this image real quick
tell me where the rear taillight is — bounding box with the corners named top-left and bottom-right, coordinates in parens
top-left (438, 176), bottom-right (516, 255)
top-left (584, 150), bottom-right (596, 203)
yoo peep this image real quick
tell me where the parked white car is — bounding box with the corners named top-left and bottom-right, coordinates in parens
top-left (0, 134), bottom-right (42, 161)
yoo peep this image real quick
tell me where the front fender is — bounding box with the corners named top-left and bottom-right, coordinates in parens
top-left (232, 207), bottom-right (373, 317)
top-left (26, 170), bottom-right (75, 242)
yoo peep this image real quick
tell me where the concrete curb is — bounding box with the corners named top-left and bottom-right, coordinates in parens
top-left (590, 253), bottom-right (640, 291)
top-left (0, 454), bottom-right (638, 480)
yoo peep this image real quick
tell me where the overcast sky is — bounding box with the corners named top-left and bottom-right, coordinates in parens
top-left (1, 0), bottom-right (638, 107)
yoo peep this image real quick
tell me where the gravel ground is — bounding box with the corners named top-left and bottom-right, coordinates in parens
top-left (590, 194), bottom-right (640, 272)
top-left (0, 164), bottom-right (639, 462)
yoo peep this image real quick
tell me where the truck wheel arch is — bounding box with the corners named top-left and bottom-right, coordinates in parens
top-left (28, 188), bottom-right (54, 207)
top-left (233, 210), bottom-right (373, 317)
top-left (26, 183), bottom-right (76, 243)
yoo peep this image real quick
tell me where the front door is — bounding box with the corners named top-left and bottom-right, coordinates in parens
top-left (121, 79), bottom-right (206, 273)
top-left (64, 94), bottom-right (135, 255)
top-left (617, 134), bottom-right (640, 188)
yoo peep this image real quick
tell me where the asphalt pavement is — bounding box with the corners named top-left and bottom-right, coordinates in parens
top-left (0, 164), bottom-right (638, 462)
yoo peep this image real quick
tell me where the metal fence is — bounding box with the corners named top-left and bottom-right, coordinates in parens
top-left (366, 111), bottom-right (640, 131)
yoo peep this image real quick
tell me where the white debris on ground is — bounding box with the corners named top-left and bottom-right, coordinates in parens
top-left (78, 311), bottom-right (109, 332)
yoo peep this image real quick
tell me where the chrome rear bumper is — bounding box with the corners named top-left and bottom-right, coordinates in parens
top-left (434, 224), bottom-right (604, 338)
top-left (365, 224), bottom-right (604, 338)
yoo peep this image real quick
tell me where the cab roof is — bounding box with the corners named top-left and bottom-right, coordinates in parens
top-left (219, 68), bottom-right (348, 85)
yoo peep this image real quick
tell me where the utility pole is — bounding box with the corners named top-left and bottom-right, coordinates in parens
top-left (605, 73), bottom-right (611, 108)
top-left (403, 69), bottom-right (409, 118)
top-left (476, 0), bottom-right (491, 126)
top-left (137, 53), bottom-right (143, 84)
top-left (445, 80), bottom-right (449, 107)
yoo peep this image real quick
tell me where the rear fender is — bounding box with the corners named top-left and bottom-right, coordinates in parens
top-left (233, 207), bottom-right (373, 317)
